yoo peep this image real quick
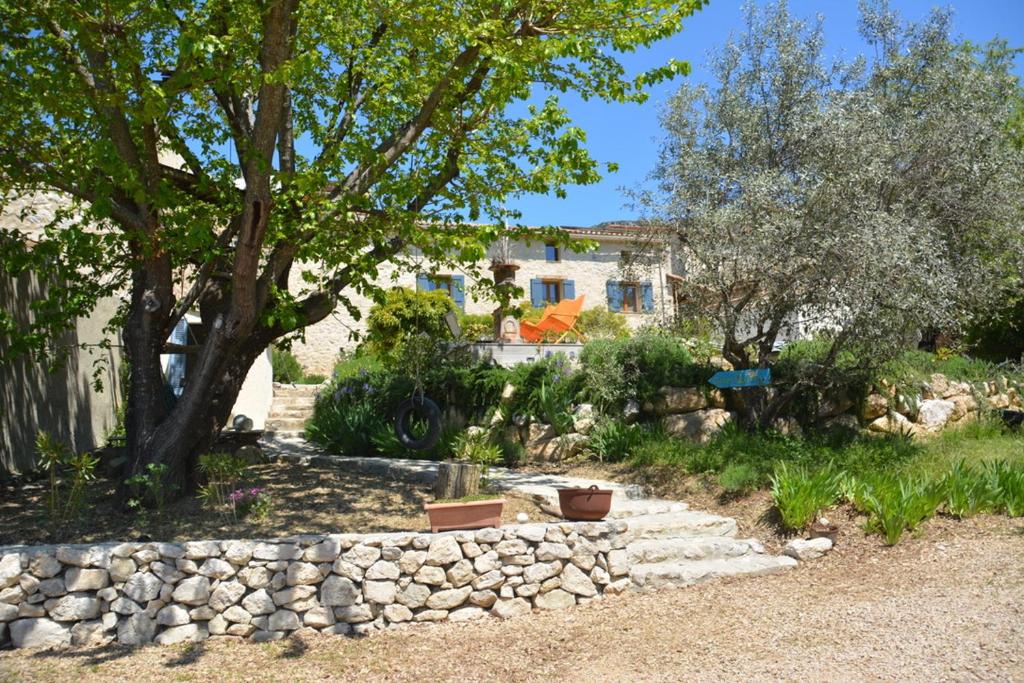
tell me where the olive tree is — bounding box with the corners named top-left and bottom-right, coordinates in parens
top-left (643, 0), bottom-right (1024, 426)
top-left (0, 0), bottom-right (706, 493)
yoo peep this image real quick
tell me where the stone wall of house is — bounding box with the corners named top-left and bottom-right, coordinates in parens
top-left (288, 236), bottom-right (675, 375)
top-left (0, 521), bottom-right (630, 649)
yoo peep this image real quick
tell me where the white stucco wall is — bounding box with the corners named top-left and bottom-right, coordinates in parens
top-left (229, 349), bottom-right (273, 429)
top-left (288, 233), bottom-right (677, 374)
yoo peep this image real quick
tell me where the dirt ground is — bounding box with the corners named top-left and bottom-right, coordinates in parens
top-left (0, 463), bottom-right (553, 546)
top-left (1, 514), bottom-right (1021, 682)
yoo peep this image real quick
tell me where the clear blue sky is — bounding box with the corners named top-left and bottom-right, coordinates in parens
top-left (507, 0), bottom-right (1024, 228)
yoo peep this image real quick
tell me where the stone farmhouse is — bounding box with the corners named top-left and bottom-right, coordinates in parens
top-left (289, 223), bottom-right (684, 374)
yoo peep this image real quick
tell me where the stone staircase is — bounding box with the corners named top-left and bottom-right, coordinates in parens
top-left (264, 383), bottom-right (321, 436)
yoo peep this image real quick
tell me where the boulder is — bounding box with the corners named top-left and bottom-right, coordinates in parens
top-left (783, 537), bottom-right (833, 561)
top-left (56, 546), bottom-right (108, 568)
top-left (223, 541), bottom-right (255, 564)
top-left (172, 576), bottom-right (210, 605)
top-left (286, 562), bottom-right (322, 586)
top-left (156, 604), bottom-right (191, 626)
top-left (268, 609), bottom-right (301, 631)
top-left (28, 554), bottom-right (60, 580)
top-left (241, 589), bottom-right (276, 615)
top-left (364, 560), bottom-right (400, 581)
top-left (654, 386), bottom-right (707, 415)
top-left (362, 581), bottom-right (397, 605)
top-left (526, 422), bottom-right (556, 446)
top-left (123, 572), bottom-right (163, 603)
top-left (209, 580), bottom-right (246, 611)
top-left (341, 544), bottom-right (380, 569)
top-left (382, 604), bottom-right (413, 623)
top-left (237, 566), bottom-right (272, 589)
top-left (304, 605), bottom-right (336, 628)
top-left (117, 613), bottom-right (156, 645)
top-left (559, 563), bottom-right (597, 597)
top-left (10, 617), bottom-right (71, 648)
top-left (46, 593), bottom-right (101, 621)
top-left (860, 394), bottom-right (889, 421)
top-left (449, 606), bottom-right (485, 622)
top-left (663, 409), bottom-right (734, 443)
top-left (949, 394), bottom-right (978, 421)
top-left (917, 399), bottom-right (956, 431)
top-left (302, 539), bottom-right (342, 563)
top-left (425, 586), bottom-right (471, 610)
top-left (320, 576), bottom-right (358, 607)
top-left (424, 536), bottom-right (463, 566)
top-left (491, 597), bottom-right (531, 619)
top-left (868, 412), bottom-right (914, 435)
top-left (0, 555), bottom-right (23, 588)
top-left (108, 557), bottom-right (137, 583)
top-left (534, 588), bottom-right (576, 610)
top-left (399, 550), bottom-right (427, 575)
top-left (154, 623), bottom-right (207, 645)
top-left (395, 583), bottom-right (431, 609)
top-left (198, 558), bottom-right (236, 580)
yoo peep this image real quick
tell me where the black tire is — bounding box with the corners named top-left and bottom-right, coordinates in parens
top-left (394, 396), bottom-right (442, 450)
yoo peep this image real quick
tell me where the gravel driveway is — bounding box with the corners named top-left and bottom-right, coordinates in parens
top-left (2, 516), bottom-right (1022, 682)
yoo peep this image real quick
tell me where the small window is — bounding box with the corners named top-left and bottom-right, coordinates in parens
top-left (541, 279), bottom-right (563, 304)
top-left (545, 243), bottom-right (560, 262)
top-left (619, 282), bottom-right (640, 313)
top-left (431, 275), bottom-right (454, 297)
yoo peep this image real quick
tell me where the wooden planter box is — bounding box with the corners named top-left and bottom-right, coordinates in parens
top-left (424, 499), bottom-right (505, 533)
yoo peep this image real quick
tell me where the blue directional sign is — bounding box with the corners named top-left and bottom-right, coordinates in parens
top-left (708, 368), bottom-right (771, 389)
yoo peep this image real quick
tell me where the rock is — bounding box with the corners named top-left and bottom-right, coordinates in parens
top-left (341, 544), bottom-right (381, 569)
top-left (182, 541), bottom-right (222, 560)
top-left (495, 539), bottom-right (528, 557)
top-left (861, 394), bottom-right (889, 420)
top-left (0, 585), bottom-right (25, 604)
top-left (252, 543), bottom-right (301, 561)
top-left (664, 409), bottom-right (734, 443)
top-left (622, 399), bottom-right (641, 424)
top-left (321, 576), bottom-right (359, 607)
top-left (223, 605), bottom-right (252, 623)
top-left (413, 609), bottom-right (448, 622)
top-left (250, 629), bottom-right (285, 642)
top-left (189, 606), bottom-right (217, 621)
top-left (149, 561), bottom-right (183, 584)
top-left (28, 554), bottom-right (60, 580)
top-left (816, 393), bottom-right (854, 419)
top-left (491, 597), bottom-right (532, 619)
top-left (241, 589), bottom-right (276, 615)
top-left (469, 589), bottom-right (498, 608)
top-left (425, 586), bottom-right (471, 610)
top-left (424, 536), bottom-right (463, 566)
top-left (527, 422), bottom-right (557, 445)
top-left (198, 558), bottom-right (236, 580)
top-left (414, 565), bottom-right (446, 586)
top-left (523, 561), bottom-right (561, 584)
top-left (334, 604), bottom-right (373, 624)
top-left (399, 550), bottom-right (427, 575)
top-left (534, 588), bottom-right (575, 610)
top-left (117, 613), bottom-right (156, 645)
top-left (304, 606), bottom-right (335, 628)
top-left (364, 560), bottom-right (400, 581)
top-left (449, 606), bottom-right (485, 622)
top-left (303, 539), bottom-right (342, 563)
top-left (446, 560), bottom-right (475, 588)
top-left (131, 548), bottom-right (160, 565)
top-left (917, 399), bottom-right (956, 430)
top-left (395, 583), bottom-right (431, 609)
top-left (37, 578), bottom-right (66, 597)
top-left (383, 604), bottom-right (413, 623)
top-left (868, 412), bottom-right (914, 435)
top-left (223, 541), bottom-right (255, 564)
top-left (238, 566), bottom-right (272, 589)
top-left (172, 576), bottom-right (211, 606)
top-left (0, 603), bottom-right (17, 622)
top-left (56, 546), bottom-right (107, 568)
top-left (924, 373), bottom-right (950, 400)
top-left (331, 560), bottom-right (364, 582)
top-left (156, 604), bottom-right (191, 626)
top-left (208, 614), bottom-right (228, 635)
top-left (783, 537), bottom-right (833, 561)
top-left (108, 557), bottom-right (137, 583)
top-left (272, 585), bottom-right (316, 606)
top-left (473, 551), bottom-right (501, 574)
top-left (46, 593), bottom-right (101, 621)
top-left (123, 572), bottom-right (163, 603)
top-left (474, 528), bottom-right (503, 544)
top-left (471, 570), bottom-right (504, 591)
top-left (604, 578), bottom-right (632, 595)
top-left (516, 583), bottom-right (540, 598)
top-left (535, 542), bottom-right (572, 562)
top-left (286, 562), bottom-right (321, 586)
top-left (154, 623), bottom-right (206, 645)
top-left (268, 609), bottom-right (301, 631)
top-left (559, 563), bottom-right (597, 597)
top-left (110, 597), bottom-right (142, 615)
top-left (362, 581), bottom-right (397, 605)
top-left (0, 556), bottom-right (19, 590)
top-left (606, 549), bottom-right (628, 577)
top-left (209, 580), bottom-right (246, 611)
top-left (10, 617), bottom-right (71, 648)
top-left (70, 619), bottom-right (113, 647)
top-left (655, 386), bottom-right (707, 415)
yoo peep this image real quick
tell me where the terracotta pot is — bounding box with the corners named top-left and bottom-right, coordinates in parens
top-left (557, 486), bottom-right (613, 521)
top-left (809, 522), bottom-right (839, 544)
top-left (424, 499), bottom-right (505, 533)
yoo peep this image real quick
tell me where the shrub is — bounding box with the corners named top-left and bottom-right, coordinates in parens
top-left (198, 452), bottom-right (249, 512)
top-left (575, 308), bottom-right (631, 341)
top-left (36, 431), bottom-right (97, 531)
top-left (229, 487), bottom-right (272, 521)
top-left (588, 419), bottom-right (646, 462)
top-left (986, 461), bottom-right (1024, 516)
top-left (718, 463), bottom-right (761, 495)
top-left (363, 287), bottom-right (456, 364)
top-left (942, 459), bottom-right (997, 518)
top-left (452, 430), bottom-right (503, 479)
top-left (770, 462), bottom-right (841, 531)
top-left (457, 312), bottom-right (495, 341)
top-left (855, 474), bottom-right (945, 545)
top-left (271, 346), bottom-right (306, 383)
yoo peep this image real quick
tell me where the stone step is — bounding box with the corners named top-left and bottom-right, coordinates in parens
top-left (272, 383), bottom-right (325, 396)
top-left (267, 408), bottom-right (315, 419)
top-left (629, 554), bottom-right (798, 590)
top-left (265, 418), bottom-right (309, 432)
top-left (271, 396), bottom-right (317, 408)
top-left (626, 537), bottom-right (763, 565)
top-left (622, 511), bottom-right (738, 540)
top-left (606, 499), bottom-right (689, 519)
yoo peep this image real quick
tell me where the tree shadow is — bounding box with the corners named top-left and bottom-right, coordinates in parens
top-left (30, 643), bottom-right (140, 667)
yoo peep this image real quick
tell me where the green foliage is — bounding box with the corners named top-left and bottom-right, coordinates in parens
top-left (230, 487), bottom-right (273, 521)
top-left (853, 474), bottom-right (945, 545)
top-left (126, 463), bottom-right (172, 523)
top-left (496, 436), bottom-right (526, 469)
top-left (539, 379), bottom-right (574, 435)
top-left (770, 463), bottom-right (841, 532)
top-left (332, 352), bottom-right (385, 381)
top-left (965, 292), bottom-right (1024, 363)
top-left (364, 288), bottom-right (456, 365)
top-left (452, 431), bottom-right (503, 482)
top-left (942, 460), bottom-right (998, 519)
top-left (986, 461), bottom-right (1024, 516)
top-left (503, 354), bottom-right (579, 423)
top-left (559, 308), bottom-right (631, 342)
top-left (458, 312), bottom-right (495, 342)
top-left (588, 419), bottom-right (647, 463)
top-left (35, 431), bottom-right (97, 532)
top-left (197, 452), bottom-right (249, 513)
top-left (578, 333), bottom-right (711, 411)
top-left (718, 463), bottom-right (761, 495)
top-left (271, 347), bottom-right (322, 384)
top-left (878, 350), bottom-right (1013, 386)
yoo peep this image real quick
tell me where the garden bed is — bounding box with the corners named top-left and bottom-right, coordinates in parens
top-left (0, 463), bottom-right (554, 547)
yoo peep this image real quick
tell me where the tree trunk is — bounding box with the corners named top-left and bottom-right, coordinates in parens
top-left (434, 462), bottom-right (481, 500)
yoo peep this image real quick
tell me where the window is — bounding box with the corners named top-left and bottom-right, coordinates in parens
top-left (541, 279), bottom-right (562, 304)
top-left (431, 275), bottom-right (455, 297)
top-left (545, 242), bottom-right (560, 262)
top-left (416, 273), bottom-right (466, 309)
top-left (607, 280), bottom-right (654, 313)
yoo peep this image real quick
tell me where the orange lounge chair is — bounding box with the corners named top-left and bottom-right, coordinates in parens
top-left (519, 295), bottom-right (586, 343)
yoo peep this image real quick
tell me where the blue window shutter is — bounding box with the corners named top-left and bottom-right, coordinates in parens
top-left (452, 275), bottom-right (466, 310)
top-left (416, 273), bottom-right (432, 291)
top-left (641, 281), bottom-right (655, 312)
top-left (563, 279), bottom-right (576, 300)
top-left (530, 279), bottom-right (544, 307)
top-left (606, 280), bottom-right (622, 312)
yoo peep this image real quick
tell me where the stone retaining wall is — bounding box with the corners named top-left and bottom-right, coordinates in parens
top-left (0, 521), bottom-right (630, 650)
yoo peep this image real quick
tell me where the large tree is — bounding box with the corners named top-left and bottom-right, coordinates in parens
top-left (0, 0), bottom-right (706, 492)
top-left (643, 0), bottom-right (1024, 427)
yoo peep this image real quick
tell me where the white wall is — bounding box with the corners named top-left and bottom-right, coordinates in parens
top-left (229, 349), bottom-right (273, 429)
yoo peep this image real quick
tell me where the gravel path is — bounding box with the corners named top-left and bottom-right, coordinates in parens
top-left (3, 517), bottom-right (1022, 682)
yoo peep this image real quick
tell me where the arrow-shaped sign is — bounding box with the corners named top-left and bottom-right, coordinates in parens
top-left (708, 368), bottom-right (771, 389)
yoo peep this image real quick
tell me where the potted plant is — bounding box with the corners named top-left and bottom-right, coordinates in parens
top-left (424, 431), bottom-right (505, 533)
top-left (557, 484), bottom-right (613, 521)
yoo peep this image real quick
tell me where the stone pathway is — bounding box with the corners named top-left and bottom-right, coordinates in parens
top-left (262, 435), bottom-right (798, 590)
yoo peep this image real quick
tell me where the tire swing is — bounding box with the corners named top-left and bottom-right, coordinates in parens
top-left (394, 395), bottom-right (442, 450)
